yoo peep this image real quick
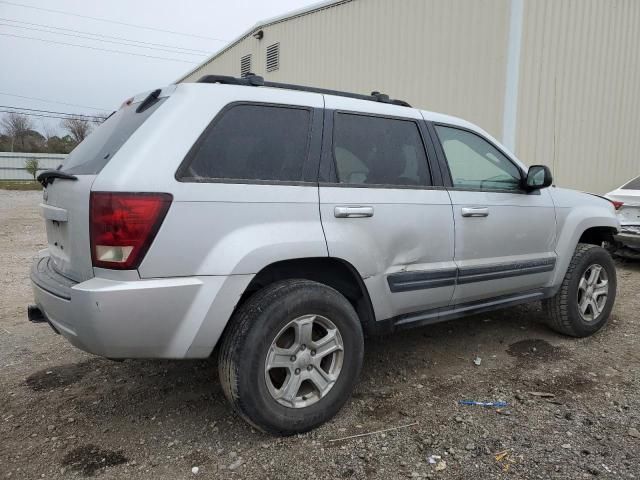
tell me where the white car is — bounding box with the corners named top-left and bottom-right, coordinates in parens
top-left (606, 175), bottom-right (640, 258)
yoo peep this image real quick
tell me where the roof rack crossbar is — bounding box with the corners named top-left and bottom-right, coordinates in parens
top-left (196, 74), bottom-right (411, 107)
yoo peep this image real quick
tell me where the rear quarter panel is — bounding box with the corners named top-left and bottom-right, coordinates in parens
top-left (139, 184), bottom-right (327, 277)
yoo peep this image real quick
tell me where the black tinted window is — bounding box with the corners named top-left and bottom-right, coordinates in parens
top-left (333, 113), bottom-right (429, 186)
top-left (182, 104), bottom-right (311, 182)
top-left (63, 98), bottom-right (165, 175)
top-left (622, 176), bottom-right (640, 190)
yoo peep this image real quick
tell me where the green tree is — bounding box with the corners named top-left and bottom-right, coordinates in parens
top-left (46, 135), bottom-right (76, 154)
top-left (24, 158), bottom-right (39, 181)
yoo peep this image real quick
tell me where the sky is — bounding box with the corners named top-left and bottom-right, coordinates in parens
top-left (0, 0), bottom-right (320, 135)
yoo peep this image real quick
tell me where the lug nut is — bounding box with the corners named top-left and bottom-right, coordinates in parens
top-left (290, 355), bottom-right (296, 361)
top-left (301, 344), bottom-right (306, 351)
top-left (311, 350), bottom-right (316, 356)
top-left (295, 368), bottom-right (301, 375)
top-left (307, 365), bottom-right (313, 371)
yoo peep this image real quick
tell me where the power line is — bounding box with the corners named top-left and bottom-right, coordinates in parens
top-left (0, 105), bottom-right (106, 120)
top-left (0, 22), bottom-right (209, 56)
top-left (0, 32), bottom-right (201, 63)
top-left (0, 91), bottom-right (108, 111)
top-left (0, 17), bottom-right (213, 54)
top-left (0, 109), bottom-right (104, 121)
top-left (0, 0), bottom-right (228, 42)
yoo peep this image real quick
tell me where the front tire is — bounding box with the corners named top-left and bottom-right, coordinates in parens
top-left (218, 279), bottom-right (364, 435)
top-left (543, 243), bottom-right (617, 337)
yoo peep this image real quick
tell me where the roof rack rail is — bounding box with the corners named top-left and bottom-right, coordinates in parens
top-left (196, 74), bottom-right (412, 107)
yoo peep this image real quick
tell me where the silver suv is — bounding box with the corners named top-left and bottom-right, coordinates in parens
top-left (30, 75), bottom-right (620, 435)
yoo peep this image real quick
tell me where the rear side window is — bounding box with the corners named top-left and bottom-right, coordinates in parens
top-left (622, 176), bottom-right (640, 190)
top-left (332, 113), bottom-right (430, 186)
top-left (62, 98), bottom-right (166, 175)
top-left (179, 104), bottom-right (311, 182)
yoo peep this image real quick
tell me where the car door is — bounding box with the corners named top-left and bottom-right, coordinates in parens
top-left (319, 98), bottom-right (455, 324)
top-left (430, 123), bottom-right (557, 305)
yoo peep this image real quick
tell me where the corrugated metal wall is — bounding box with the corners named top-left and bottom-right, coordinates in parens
top-left (182, 0), bottom-right (640, 193)
top-left (182, 0), bottom-right (511, 140)
top-left (516, 0), bottom-right (640, 193)
top-left (517, 0), bottom-right (640, 193)
top-left (0, 153), bottom-right (66, 180)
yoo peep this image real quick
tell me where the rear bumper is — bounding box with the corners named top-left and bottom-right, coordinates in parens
top-left (30, 255), bottom-right (252, 358)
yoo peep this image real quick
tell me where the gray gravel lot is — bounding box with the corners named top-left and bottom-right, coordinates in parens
top-left (1, 190), bottom-right (639, 479)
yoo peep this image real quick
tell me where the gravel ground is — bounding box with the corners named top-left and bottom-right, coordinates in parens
top-left (1, 190), bottom-right (639, 479)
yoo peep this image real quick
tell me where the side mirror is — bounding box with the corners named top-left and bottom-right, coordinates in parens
top-left (524, 165), bottom-right (553, 190)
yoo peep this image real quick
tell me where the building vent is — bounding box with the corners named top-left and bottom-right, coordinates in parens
top-left (266, 43), bottom-right (280, 72)
top-left (240, 54), bottom-right (252, 77)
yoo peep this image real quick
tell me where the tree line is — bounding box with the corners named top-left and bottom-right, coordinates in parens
top-left (0, 111), bottom-right (108, 154)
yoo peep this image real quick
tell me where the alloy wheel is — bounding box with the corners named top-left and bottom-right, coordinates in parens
top-left (577, 264), bottom-right (609, 322)
top-left (264, 314), bottom-right (344, 408)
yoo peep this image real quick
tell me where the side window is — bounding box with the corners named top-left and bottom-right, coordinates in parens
top-left (435, 125), bottom-right (522, 191)
top-left (333, 113), bottom-right (430, 186)
top-left (181, 104), bottom-right (311, 182)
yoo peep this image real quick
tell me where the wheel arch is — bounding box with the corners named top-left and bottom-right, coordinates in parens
top-left (579, 226), bottom-right (618, 246)
top-left (236, 257), bottom-right (377, 334)
top-left (550, 207), bottom-right (619, 287)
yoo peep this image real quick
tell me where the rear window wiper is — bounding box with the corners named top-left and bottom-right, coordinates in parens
top-left (37, 170), bottom-right (78, 187)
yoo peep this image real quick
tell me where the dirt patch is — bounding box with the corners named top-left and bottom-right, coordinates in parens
top-left (547, 371), bottom-right (597, 394)
top-left (354, 388), bottom-right (403, 422)
top-left (526, 370), bottom-right (597, 396)
top-left (25, 360), bottom-right (96, 391)
top-left (61, 445), bottom-right (128, 476)
top-left (183, 450), bottom-right (211, 467)
top-left (506, 338), bottom-right (566, 362)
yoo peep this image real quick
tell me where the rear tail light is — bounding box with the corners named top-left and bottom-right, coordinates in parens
top-left (90, 192), bottom-right (172, 270)
top-left (611, 200), bottom-right (624, 211)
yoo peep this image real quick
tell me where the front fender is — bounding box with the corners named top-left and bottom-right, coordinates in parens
top-left (550, 205), bottom-right (619, 287)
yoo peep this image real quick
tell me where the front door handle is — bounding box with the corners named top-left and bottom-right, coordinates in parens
top-left (334, 206), bottom-right (374, 218)
top-left (461, 207), bottom-right (489, 217)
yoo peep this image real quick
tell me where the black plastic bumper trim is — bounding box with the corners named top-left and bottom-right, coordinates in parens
top-left (457, 258), bottom-right (556, 285)
top-left (386, 258), bottom-right (556, 293)
top-left (387, 269), bottom-right (457, 292)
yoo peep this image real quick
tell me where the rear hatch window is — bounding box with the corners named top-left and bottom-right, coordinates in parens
top-left (62, 97), bottom-right (166, 175)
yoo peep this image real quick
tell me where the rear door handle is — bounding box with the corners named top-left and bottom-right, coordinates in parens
top-left (334, 206), bottom-right (374, 218)
top-left (461, 207), bottom-right (489, 218)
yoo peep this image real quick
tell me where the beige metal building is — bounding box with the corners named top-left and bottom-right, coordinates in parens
top-left (178, 0), bottom-right (640, 194)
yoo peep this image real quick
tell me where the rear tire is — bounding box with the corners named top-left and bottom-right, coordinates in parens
top-left (218, 279), bottom-right (364, 435)
top-left (543, 243), bottom-right (616, 337)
